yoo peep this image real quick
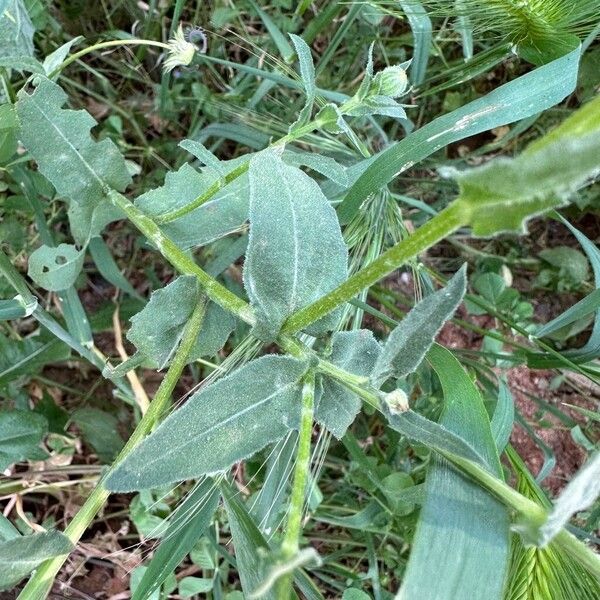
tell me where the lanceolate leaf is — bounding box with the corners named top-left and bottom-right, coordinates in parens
top-left (106, 356), bottom-right (308, 491)
top-left (397, 345), bottom-right (509, 600)
top-left (371, 266), bottom-right (466, 388)
top-left (289, 34), bottom-right (316, 131)
top-left (244, 150), bottom-right (348, 340)
top-left (126, 276), bottom-right (235, 369)
top-left (0, 530), bottom-right (74, 590)
top-left (317, 330), bottom-right (381, 438)
top-left (338, 46), bottom-right (581, 223)
top-left (133, 479), bottom-right (220, 600)
top-left (16, 77), bottom-right (131, 206)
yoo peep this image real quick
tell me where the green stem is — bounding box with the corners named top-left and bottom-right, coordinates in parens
top-left (48, 39), bottom-right (170, 79)
top-left (107, 190), bottom-right (256, 326)
top-left (155, 119), bottom-right (324, 224)
top-left (282, 202), bottom-right (466, 334)
top-left (278, 370), bottom-right (316, 599)
top-left (18, 297), bottom-right (208, 600)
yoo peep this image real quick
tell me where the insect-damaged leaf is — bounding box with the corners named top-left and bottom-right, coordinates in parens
top-left (317, 330), bottom-right (381, 438)
top-left (397, 345), bottom-right (509, 600)
top-left (135, 162), bottom-right (249, 250)
top-left (28, 243), bottom-right (84, 292)
top-left (244, 150), bottom-right (348, 340)
top-left (106, 355), bottom-right (307, 491)
top-left (16, 76), bottom-right (131, 241)
top-left (126, 276), bottom-right (235, 369)
top-left (371, 265), bottom-right (466, 388)
top-left (0, 530), bottom-right (74, 590)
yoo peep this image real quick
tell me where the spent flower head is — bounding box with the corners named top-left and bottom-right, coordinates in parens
top-left (163, 24), bottom-right (200, 73)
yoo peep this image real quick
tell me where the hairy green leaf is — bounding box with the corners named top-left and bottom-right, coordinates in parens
top-left (453, 132), bottom-right (600, 236)
top-left (16, 77), bottom-right (131, 205)
top-left (0, 530), bottom-right (73, 590)
top-left (106, 356), bottom-right (308, 491)
top-left (317, 330), bottom-right (381, 438)
top-left (27, 243), bottom-right (84, 292)
top-left (126, 276), bottom-right (235, 369)
top-left (371, 265), bottom-right (466, 387)
top-left (398, 345), bottom-right (509, 600)
top-left (0, 0), bottom-right (34, 59)
top-left (539, 453), bottom-right (600, 546)
top-left (289, 34), bottom-right (316, 131)
top-left (135, 163), bottom-right (249, 250)
top-left (244, 150), bottom-right (347, 340)
top-left (133, 479), bottom-right (220, 600)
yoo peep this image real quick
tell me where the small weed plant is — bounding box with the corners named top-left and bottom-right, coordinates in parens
top-left (0, 1), bottom-right (599, 598)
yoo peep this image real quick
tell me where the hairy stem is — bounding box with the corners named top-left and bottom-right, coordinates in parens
top-left (107, 190), bottom-right (256, 326)
top-left (18, 296), bottom-right (208, 600)
top-left (282, 202), bottom-right (466, 334)
top-left (48, 39), bottom-right (170, 79)
top-left (155, 119), bottom-right (325, 224)
top-left (278, 370), bottom-right (316, 599)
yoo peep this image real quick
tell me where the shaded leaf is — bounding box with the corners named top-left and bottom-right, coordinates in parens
top-left (0, 530), bottom-right (73, 590)
top-left (70, 408), bottom-right (124, 463)
top-left (106, 356), bottom-right (307, 491)
top-left (317, 330), bottom-right (381, 438)
top-left (0, 409), bottom-right (47, 469)
top-left (371, 266), bottom-right (466, 387)
top-left (289, 34), bottom-right (316, 131)
top-left (126, 276), bottom-right (235, 369)
top-left (244, 150), bottom-right (347, 340)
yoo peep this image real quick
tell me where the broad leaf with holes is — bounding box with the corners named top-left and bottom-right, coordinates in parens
top-left (106, 355), bottom-right (308, 490)
top-left (27, 243), bottom-right (84, 292)
top-left (127, 276), bottom-right (235, 369)
top-left (244, 149), bottom-right (348, 340)
top-left (16, 76), bottom-right (131, 240)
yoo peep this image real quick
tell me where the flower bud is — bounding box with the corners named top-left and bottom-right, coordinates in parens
top-left (370, 65), bottom-right (408, 99)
